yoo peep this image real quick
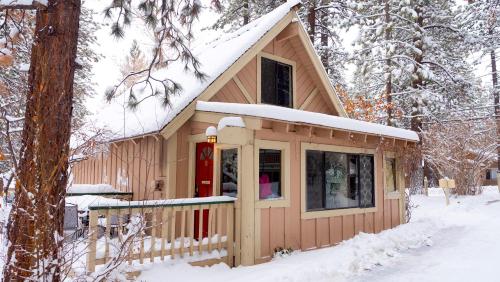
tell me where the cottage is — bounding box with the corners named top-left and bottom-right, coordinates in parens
top-left (71, 0), bottom-right (419, 270)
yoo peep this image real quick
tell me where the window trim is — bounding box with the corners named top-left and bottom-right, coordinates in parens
top-left (255, 139), bottom-right (291, 208)
top-left (257, 52), bottom-right (297, 109)
top-left (301, 142), bottom-right (378, 219)
top-left (384, 152), bottom-right (402, 200)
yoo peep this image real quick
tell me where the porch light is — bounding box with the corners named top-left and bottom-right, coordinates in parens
top-left (206, 126), bottom-right (217, 143)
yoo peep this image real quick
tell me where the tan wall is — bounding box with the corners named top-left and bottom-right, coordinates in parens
top-left (253, 129), bottom-right (403, 262)
top-left (71, 135), bottom-right (167, 200)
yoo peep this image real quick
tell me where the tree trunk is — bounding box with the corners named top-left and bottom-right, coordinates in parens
top-left (384, 0), bottom-right (393, 126)
top-left (3, 0), bottom-right (81, 281)
top-left (319, 0), bottom-right (329, 69)
top-left (491, 48), bottom-right (499, 186)
top-left (307, 2), bottom-right (316, 42)
top-left (410, 6), bottom-right (424, 133)
top-left (243, 0), bottom-right (250, 25)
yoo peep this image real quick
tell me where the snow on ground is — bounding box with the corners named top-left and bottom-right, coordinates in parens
top-left (136, 187), bottom-right (500, 282)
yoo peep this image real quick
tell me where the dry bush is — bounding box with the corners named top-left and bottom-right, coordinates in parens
top-left (422, 119), bottom-right (496, 195)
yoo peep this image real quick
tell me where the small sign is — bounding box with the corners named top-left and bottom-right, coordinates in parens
top-left (439, 178), bottom-right (455, 189)
top-left (201, 180), bottom-right (211, 185)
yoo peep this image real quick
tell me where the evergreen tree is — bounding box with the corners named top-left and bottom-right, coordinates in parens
top-left (350, 0), bottom-right (478, 131)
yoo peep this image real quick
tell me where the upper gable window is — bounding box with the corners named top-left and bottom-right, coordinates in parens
top-left (261, 57), bottom-right (293, 108)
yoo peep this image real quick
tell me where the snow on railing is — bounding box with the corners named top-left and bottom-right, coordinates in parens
top-left (86, 196), bottom-right (236, 272)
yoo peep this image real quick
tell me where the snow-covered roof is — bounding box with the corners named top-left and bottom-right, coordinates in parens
top-left (196, 101), bottom-right (420, 142)
top-left (95, 0), bottom-right (301, 141)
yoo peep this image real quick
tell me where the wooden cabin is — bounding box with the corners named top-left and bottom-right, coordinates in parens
top-left (72, 1), bottom-right (419, 270)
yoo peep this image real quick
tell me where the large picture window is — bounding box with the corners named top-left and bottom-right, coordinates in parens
top-left (306, 150), bottom-right (374, 211)
top-left (259, 149), bottom-right (282, 200)
top-left (261, 57), bottom-right (293, 108)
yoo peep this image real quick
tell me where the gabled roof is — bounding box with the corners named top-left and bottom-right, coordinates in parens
top-left (197, 101), bottom-right (420, 142)
top-left (96, 0), bottom-right (303, 141)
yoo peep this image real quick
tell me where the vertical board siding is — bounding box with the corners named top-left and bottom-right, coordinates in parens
top-left (71, 135), bottom-right (165, 201)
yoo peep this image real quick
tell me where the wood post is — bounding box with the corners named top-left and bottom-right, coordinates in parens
top-left (226, 204), bottom-right (234, 267)
top-left (240, 132), bottom-right (255, 266)
top-left (87, 210), bottom-right (98, 273)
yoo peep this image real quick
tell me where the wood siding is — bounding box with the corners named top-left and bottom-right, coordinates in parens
top-left (71, 135), bottom-right (166, 200)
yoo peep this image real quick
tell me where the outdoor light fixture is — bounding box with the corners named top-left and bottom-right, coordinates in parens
top-left (206, 126), bottom-right (217, 143)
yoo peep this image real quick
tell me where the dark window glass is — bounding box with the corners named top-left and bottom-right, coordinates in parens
top-left (306, 150), bottom-right (324, 210)
top-left (261, 57), bottom-right (292, 108)
top-left (220, 149), bottom-right (238, 197)
top-left (306, 150), bottom-right (374, 211)
top-left (259, 149), bottom-right (282, 200)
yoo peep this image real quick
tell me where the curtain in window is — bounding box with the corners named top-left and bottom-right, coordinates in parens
top-left (359, 155), bottom-right (374, 208)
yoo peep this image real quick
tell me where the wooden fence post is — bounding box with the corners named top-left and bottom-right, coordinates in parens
top-left (87, 210), bottom-right (98, 273)
top-left (226, 203), bottom-right (234, 267)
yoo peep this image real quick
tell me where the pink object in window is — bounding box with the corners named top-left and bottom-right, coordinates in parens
top-left (259, 174), bottom-right (272, 199)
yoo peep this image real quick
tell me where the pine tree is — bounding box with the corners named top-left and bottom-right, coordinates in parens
top-left (351, 0), bottom-right (478, 131)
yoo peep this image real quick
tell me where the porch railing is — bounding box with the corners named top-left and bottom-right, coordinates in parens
top-left (86, 196), bottom-right (236, 272)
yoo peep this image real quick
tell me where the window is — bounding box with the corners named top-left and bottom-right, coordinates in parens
top-left (486, 169), bottom-right (497, 180)
top-left (306, 150), bottom-right (374, 211)
top-left (385, 157), bottom-right (397, 193)
top-left (259, 149), bottom-right (282, 200)
top-left (220, 148), bottom-right (238, 197)
top-left (261, 57), bottom-right (293, 108)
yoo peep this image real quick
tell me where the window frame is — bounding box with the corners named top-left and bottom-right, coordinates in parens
top-left (384, 152), bottom-right (402, 200)
top-left (255, 139), bottom-right (291, 208)
top-left (257, 52), bottom-right (297, 109)
top-left (301, 142), bottom-right (378, 219)
top-left (214, 144), bottom-right (242, 198)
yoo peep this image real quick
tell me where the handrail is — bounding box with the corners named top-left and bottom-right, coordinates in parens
top-left (88, 196), bottom-right (236, 210)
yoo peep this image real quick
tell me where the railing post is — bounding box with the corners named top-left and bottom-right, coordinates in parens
top-left (87, 209), bottom-right (98, 273)
top-left (226, 203), bottom-right (234, 267)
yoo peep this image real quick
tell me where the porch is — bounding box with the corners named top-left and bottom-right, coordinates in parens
top-left (85, 196), bottom-right (236, 272)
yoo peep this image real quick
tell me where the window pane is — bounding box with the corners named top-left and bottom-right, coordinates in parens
top-left (261, 57), bottom-right (292, 108)
top-left (276, 62), bottom-right (292, 107)
top-left (306, 150), bottom-right (324, 210)
top-left (325, 152), bottom-right (354, 209)
top-left (259, 149), bottom-right (282, 200)
top-left (261, 58), bottom-right (277, 105)
top-left (359, 155), bottom-right (374, 207)
top-left (220, 149), bottom-right (238, 197)
top-left (385, 158), bottom-right (397, 192)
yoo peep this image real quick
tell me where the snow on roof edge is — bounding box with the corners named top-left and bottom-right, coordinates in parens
top-left (196, 101), bottom-right (420, 142)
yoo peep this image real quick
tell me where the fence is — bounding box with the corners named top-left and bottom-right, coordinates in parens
top-left (86, 196), bottom-right (236, 272)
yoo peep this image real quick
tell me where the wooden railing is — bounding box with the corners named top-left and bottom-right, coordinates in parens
top-left (86, 196), bottom-right (236, 272)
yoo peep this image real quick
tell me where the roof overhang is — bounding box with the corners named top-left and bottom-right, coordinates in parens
top-left (195, 101), bottom-right (420, 143)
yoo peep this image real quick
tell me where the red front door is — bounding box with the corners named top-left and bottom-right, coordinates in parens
top-left (194, 142), bottom-right (214, 238)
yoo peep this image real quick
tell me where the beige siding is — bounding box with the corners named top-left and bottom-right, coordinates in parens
top-left (71, 135), bottom-right (166, 200)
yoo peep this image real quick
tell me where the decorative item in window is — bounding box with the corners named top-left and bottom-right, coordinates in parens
top-left (385, 157), bottom-right (397, 193)
top-left (259, 149), bottom-right (282, 200)
top-left (220, 148), bottom-right (238, 197)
